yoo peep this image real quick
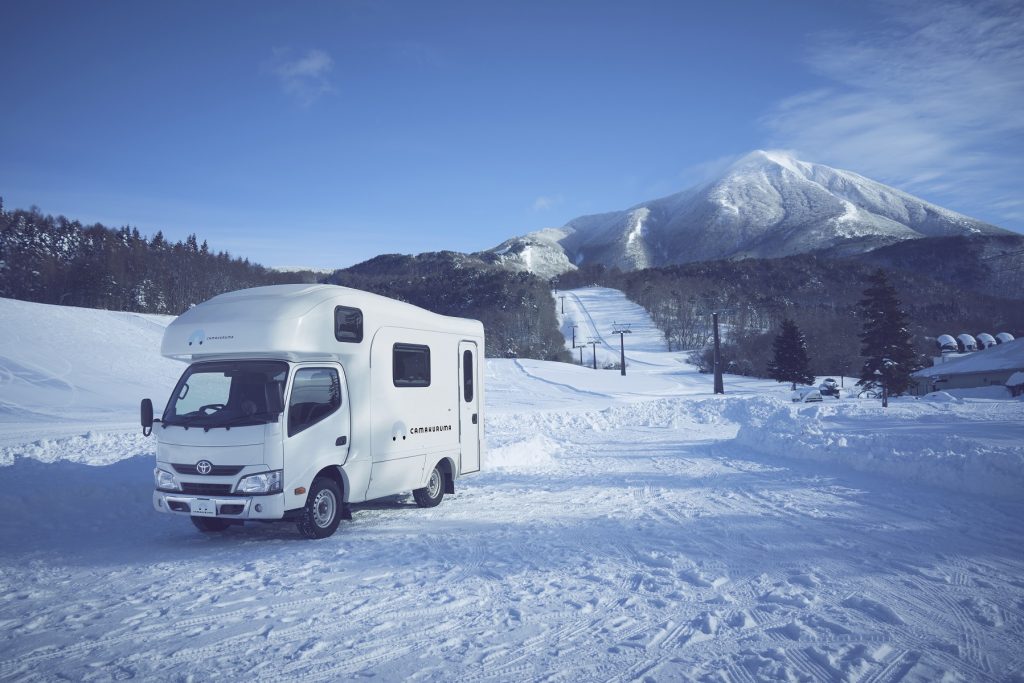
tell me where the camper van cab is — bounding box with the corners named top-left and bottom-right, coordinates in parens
top-left (142, 284), bottom-right (484, 539)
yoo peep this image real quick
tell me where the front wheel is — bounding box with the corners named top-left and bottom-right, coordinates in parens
top-left (297, 477), bottom-right (342, 539)
top-left (191, 516), bottom-right (232, 532)
top-left (413, 465), bottom-right (445, 508)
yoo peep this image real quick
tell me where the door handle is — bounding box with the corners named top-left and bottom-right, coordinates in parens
top-left (336, 436), bottom-right (347, 446)
top-left (471, 414), bottom-right (478, 425)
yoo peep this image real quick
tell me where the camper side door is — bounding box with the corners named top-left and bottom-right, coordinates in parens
top-left (281, 362), bottom-right (351, 511)
top-left (458, 340), bottom-right (481, 474)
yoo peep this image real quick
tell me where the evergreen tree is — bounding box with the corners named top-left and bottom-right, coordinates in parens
top-left (857, 269), bottom-right (920, 396)
top-left (766, 318), bottom-right (814, 390)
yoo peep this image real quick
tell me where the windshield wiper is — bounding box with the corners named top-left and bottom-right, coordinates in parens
top-left (204, 412), bottom-right (279, 431)
top-left (162, 416), bottom-right (206, 428)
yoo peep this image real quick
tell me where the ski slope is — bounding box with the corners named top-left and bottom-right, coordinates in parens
top-left (1, 291), bottom-right (1023, 681)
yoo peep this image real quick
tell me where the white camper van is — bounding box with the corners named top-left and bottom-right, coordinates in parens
top-left (142, 284), bottom-right (484, 539)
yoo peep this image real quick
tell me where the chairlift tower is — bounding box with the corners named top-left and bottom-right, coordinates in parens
top-left (611, 322), bottom-right (632, 376)
top-left (587, 338), bottom-right (599, 370)
top-left (712, 312), bottom-right (724, 394)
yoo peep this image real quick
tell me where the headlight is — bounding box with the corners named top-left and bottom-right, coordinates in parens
top-left (154, 468), bottom-right (179, 491)
top-left (236, 470), bottom-right (283, 494)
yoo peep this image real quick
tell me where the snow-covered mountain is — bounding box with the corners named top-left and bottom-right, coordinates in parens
top-left (486, 150), bottom-right (1009, 276)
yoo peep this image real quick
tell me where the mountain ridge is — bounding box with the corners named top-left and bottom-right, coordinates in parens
top-left (483, 150), bottom-right (1009, 278)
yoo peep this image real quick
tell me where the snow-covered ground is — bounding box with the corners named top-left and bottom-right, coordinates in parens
top-left (1, 289), bottom-right (1023, 681)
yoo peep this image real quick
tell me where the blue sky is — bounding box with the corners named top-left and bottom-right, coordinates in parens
top-left (2, 0), bottom-right (1021, 269)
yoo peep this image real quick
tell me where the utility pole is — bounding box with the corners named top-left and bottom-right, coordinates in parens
top-left (878, 360), bottom-right (893, 408)
top-left (559, 295), bottom-right (566, 314)
top-left (611, 322), bottom-right (631, 376)
top-left (578, 344), bottom-right (584, 365)
top-left (712, 312), bottom-right (724, 394)
top-left (570, 324), bottom-right (578, 349)
top-left (588, 339), bottom-right (598, 370)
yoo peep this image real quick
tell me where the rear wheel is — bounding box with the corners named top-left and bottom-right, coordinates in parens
top-left (413, 465), bottom-right (445, 508)
top-left (191, 516), bottom-right (232, 532)
top-left (297, 477), bottom-right (342, 539)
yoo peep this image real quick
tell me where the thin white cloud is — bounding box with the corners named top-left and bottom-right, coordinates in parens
top-left (269, 48), bottom-right (335, 107)
top-left (532, 195), bottom-right (562, 211)
top-left (763, 0), bottom-right (1024, 229)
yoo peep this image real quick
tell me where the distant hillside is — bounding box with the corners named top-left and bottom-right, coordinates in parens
top-left (845, 233), bottom-right (1024, 301)
top-left (326, 252), bottom-right (569, 361)
top-left (557, 253), bottom-right (1024, 379)
top-left (0, 204), bottom-right (316, 314)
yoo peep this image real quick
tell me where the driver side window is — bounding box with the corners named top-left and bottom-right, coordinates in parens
top-left (288, 368), bottom-right (341, 437)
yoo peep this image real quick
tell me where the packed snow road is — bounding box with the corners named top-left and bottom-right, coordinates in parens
top-left (1, 290), bottom-right (1022, 681)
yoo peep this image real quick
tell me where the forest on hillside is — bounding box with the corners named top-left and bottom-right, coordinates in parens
top-left (328, 252), bottom-right (570, 361)
top-left (0, 202), bottom-right (569, 361)
top-left (556, 251), bottom-right (1024, 379)
top-left (0, 203), bottom-right (316, 314)
top-left (6, 199), bottom-right (1020, 373)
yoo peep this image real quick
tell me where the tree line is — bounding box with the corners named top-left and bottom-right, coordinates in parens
top-left (766, 270), bottom-right (920, 397)
top-left (0, 201), bottom-right (569, 361)
top-left (555, 249), bottom-right (1024, 384)
top-left (0, 202), bottom-right (313, 314)
top-left (328, 252), bottom-right (570, 361)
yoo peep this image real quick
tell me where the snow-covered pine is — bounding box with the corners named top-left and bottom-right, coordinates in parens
top-left (767, 318), bottom-right (815, 390)
top-left (857, 269), bottom-right (921, 395)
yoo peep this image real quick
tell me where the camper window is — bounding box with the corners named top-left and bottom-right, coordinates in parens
top-left (334, 306), bottom-right (363, 343)
top-left (393, 344), bottom-right (431, 387)
top-left (463, 349), bottom-right (474, 402)
top-left (288, 368), bottom-right (342, 437)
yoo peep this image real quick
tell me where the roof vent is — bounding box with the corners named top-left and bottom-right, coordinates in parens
top-left (976, 333), bottom-right (997, 349)
top-left (956, 334), bottom-right (978, 353)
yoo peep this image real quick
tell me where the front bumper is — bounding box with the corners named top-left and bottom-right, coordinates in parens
top-left (153, 490), bottom-right (286, 520)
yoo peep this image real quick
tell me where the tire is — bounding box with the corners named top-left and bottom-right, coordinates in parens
top-left (191, 516), bottom-right (232, 532)
top-left (413, 465), bottom-right (445, 508)
top-left (297, 477), bottom-right (342, 539)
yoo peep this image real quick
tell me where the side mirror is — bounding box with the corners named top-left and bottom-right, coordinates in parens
top-left (141, 398), bottom-right (154, 436)
top-left (266, 382), bottom-right (285, 416)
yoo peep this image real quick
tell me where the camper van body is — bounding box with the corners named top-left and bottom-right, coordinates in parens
top-left (148, 284), bottom-right (484, 537)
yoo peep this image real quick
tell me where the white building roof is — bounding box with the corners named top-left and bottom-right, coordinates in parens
top-left (914, 338), bottom-right (1024, 378)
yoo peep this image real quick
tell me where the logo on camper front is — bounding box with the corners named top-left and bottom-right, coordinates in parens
top-left (196, 460), bottom-right (213, 475)
top-left (187, 330), bottom-right (205, 347)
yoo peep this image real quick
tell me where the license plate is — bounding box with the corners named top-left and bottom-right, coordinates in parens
top-left (191, 498), bottom-right (216, 516)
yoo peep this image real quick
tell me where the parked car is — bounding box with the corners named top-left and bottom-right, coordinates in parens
top-left (818, 378), bottom-right (840, 399)
top-left (791, 387), bottom-right (823, 403)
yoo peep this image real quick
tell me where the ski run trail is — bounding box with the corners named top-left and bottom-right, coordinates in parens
top-left (1, 288), bottom-right (1023, 682)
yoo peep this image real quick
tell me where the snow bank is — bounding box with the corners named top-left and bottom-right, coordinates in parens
top-left (484, 434), bottom-right (560, 472)
top-left (488, 392), bottom-right (1024, 498)
top-left (939, 386), bottom-right (1011, 400)
top-left (729, 396), bottom-right (1024, 497)
top-left (0, 430), bottom-right (154, 467)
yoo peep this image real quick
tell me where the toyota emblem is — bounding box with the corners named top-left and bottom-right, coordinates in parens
top-left (196, 460), bottom-right (213, 475)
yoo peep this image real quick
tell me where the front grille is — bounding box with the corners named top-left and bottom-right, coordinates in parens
top-left (219, 504), bottom-right (244, 515)
top-left (172, 463), bottom-right (244, 476)
top-left (181, 483), bottom-right (234, 496)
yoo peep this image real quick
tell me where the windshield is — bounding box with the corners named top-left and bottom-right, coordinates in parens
top-left (163, 361), bottom-right (288, 429)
